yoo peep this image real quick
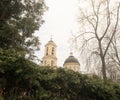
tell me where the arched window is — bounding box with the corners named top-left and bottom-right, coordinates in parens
top-left (74, 66), bottom-right (76, 71)
top-left (69, 66), bottom-right (71, 69)
top-left (46, 47), bottom-right (48, 55)
top-left (51, 60), bottom-right (54, 66)
top-left (44, 61), bottom-right (47, 65)
top-left (52, 47), bottom-right (54, 55)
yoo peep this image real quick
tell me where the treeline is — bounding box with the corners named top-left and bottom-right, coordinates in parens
top-left (0, 52), bottom-right (120, 100)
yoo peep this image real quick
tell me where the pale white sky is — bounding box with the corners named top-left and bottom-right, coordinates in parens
top-left (35, 0), bottom-right (80, 67)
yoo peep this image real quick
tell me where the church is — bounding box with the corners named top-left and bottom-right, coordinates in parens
top-left (41, 38), bottom-right (80, 72)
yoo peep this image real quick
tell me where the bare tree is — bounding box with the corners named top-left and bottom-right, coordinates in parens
top-left (105, 33), bottom-right (120, 81)
top-left (74, 0), bottom-right (120, 79)
top-left (108, 34), bottom-right (120, 71)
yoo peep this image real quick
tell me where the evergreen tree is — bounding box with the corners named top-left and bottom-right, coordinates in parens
top-left (0, 0), bottom-right (47, 58)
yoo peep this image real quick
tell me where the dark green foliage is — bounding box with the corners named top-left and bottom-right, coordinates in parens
top-left (0, 53), bottom-right (120, 100)
top-left (0, 0), bottom-right (47, 58)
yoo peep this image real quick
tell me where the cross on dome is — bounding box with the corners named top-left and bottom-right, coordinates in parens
top-left (70, 52), bottom-right (73, 56)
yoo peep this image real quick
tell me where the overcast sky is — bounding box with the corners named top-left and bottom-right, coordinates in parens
top-left (35, 0), bottom-right (80, 67)
top-left (35, 0), bottom-right (120, 72)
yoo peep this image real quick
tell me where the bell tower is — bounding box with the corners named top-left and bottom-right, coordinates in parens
top-left (41, 38), bottom-right (57, 67)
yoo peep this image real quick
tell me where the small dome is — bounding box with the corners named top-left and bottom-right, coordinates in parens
top-left (64, 52), bottom-right (80, 65)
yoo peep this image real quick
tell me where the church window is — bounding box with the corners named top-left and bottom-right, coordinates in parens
top-left (46, 47), bottom-right (48, 55)
top-left (51, 60), bottom-right (54, 66)
top-left (52, 47), bottom-right (54, 55)
top-left (77, 67), bottom-right (79, 71)
top-left (69, 66), bottom-right (71, 69)
top-left (44, 61), bottom-right (47, 65)
top-left (74, 66), bottom-right (76, 71)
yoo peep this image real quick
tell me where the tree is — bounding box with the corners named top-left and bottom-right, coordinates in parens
top-left (0, 50), bottom-right (44, 100)
top-left (105, 34), bottom-right (120, 81)
top-left (0, 0), bottom-right (47, 99)
top-left (0, 0), bottom-right (47, 59)
top-left (74, 0), bottom-right (120, 79)
top-left (0, 55), bottom-right (120, 100)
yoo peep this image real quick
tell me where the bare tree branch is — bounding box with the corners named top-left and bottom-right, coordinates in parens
top-left (100, 0), bottom-right (111, 40)
top-left (75, 31), bottom-right (95, 39)
top-left (104, 3), bottom-right (120, 57)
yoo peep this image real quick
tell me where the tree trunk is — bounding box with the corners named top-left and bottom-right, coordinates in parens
top-left (99, 41), bottom-right (107, 79)
top-left (101, 56), bottom-right (107, 79)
